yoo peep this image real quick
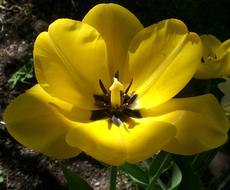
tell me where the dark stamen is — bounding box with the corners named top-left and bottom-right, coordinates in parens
top-left (123, 94), bottom-right (130, 104)
top-left (123, 108), bottom-right (142, 118)
top-left (91, 109), bottom-right (110, 120)
top-left (125, 79), bottom-right (133, 94)
top-left (94, 94), bottom-right (110, 107)
top-left (99, 79), bottom-right (108, 95)
top-left (201, 57), bottom-right (205, 63)
top-left (127, 94), bottom-right (138, 105)
top-left (115, 71), bottom-right (119, 79)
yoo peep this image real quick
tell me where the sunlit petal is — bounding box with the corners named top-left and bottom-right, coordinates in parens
top-left (195, 35), bottom-right (230, 78)
top-left (195, 53), bottom-right (230, 78)
top-left (200, 35), bottom-right (221, 57)
top-left (34, 19), bottom-right (110, 109)
top-left (66, 119), bottom-right (176, 166)
top-left (128, 19), bottom-right (202, 108)
top-left (217, 38), bottom-right (230, 55)
top-left (141, 94), bottom-right (229, 154)
top-left (3, 85), bottom-right (84, 159)
top-left (83, 3), bottom-right (143, 80)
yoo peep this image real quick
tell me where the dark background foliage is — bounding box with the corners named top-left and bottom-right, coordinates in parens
top-left (32, 0), bottom-right (230, 40)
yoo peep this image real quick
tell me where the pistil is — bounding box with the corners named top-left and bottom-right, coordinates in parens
top-left (91, 77), bottom-right (141, 125)
top-left (109, 78), bottom-right (124, 108)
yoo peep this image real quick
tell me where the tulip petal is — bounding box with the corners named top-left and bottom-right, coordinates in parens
top-left (3, 85), bottom-right (84, 159)
top-left (66, 119), bottom-right (176, 166)
top-left (128, 19), bottom-right (202, 108)
top-left (195, 52), bottom-right (230, 78)
top-left (34, 19), bottom-right (110, 109)
top-left (141, 94), bottom-right (229, 154)
top-left (217, 38), bottom-right (230, 55)
top-left (195, 36), bottom-right (230, 78)
top-left (83, 3), bottom-right (143, 80)
top-left (200, 35), bottom-right (221, 57)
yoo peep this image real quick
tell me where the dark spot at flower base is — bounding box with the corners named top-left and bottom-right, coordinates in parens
top-left (201, 57), bottom-right (205, 63)
top-left (90, 106), bottom-right (142, 126)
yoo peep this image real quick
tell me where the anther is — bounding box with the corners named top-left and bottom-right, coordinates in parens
top-left (99, 79), bottom-right (108, 95)
top-left (115, 71), bottom-right (119, 80)
top-left (127, 94), bottom-right (137, 105)
top-left (201, 57), bottom-right (205, 63)
top-left (125, 79), bottom-right (133, 94)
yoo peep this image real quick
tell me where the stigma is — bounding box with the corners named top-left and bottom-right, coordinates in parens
top-left (109, 78), bottom-right (124, 108)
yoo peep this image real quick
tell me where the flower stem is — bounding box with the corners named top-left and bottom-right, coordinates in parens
top-left (109, 166), bottom-right (117, 190)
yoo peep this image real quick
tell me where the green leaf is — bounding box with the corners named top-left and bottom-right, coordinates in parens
top-left (149, 151), bottom-right (171, 178)
top-left (0, 177), bottom-right (3, 183)
top-left (145, 162), bottom-right (182, 190)
top-left (167, 163), bottom-right (182, 190)
top-left (61, 165), bottom-right (93, 190)
top-left (0, 169), bottom-right (4, 183)
top-left (146, 152), bottom-right (172, 190)
top-left (218, 78), bottom-right (230, 116)
top-left (173, 155), bottom-right (205, 190)
top-left (217, 172), bottom-right (230, 190)
top-left (8, 58), bottom-right (34, 89)
top-left (120, 163), bottom-right (149, 186)
top-left (109, 166), bottom-right (117, 190)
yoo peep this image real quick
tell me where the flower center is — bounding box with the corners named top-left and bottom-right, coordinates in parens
top-left (201, 53), bottom-right (217, 63)
top-left (91, 75), bottom-right (141, 126)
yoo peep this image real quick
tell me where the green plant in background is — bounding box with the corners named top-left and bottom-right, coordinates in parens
top-left (0, 169), bottom-right (4, 184)
top-left (218, 78), bottom-right (230, 117)
top-left (8, 58), bottom-right (34, 89)
top-left (62, 150), bottom-right (230, 190)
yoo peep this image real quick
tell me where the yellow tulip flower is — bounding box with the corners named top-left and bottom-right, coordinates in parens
top-left (3, 4), bottom-right (229, 166)
top-left (195, 35), bottom-right (230, 78)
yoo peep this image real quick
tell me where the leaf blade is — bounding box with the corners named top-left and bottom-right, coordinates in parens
top-left (61, 165), bottom-right (93, 190)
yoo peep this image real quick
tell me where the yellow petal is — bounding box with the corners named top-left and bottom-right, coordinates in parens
top-left (34, 19), bottom-right (110, 109)
top-left (66, 119), bottom-right (176, 166)
top-left (195, 35), bottom-right (230, 78)
top-left (83, 3), bottom-right (143, 80)
top-left (200, 35), bottom-right (221, 57)
top-left (128, 19), bottom-right (202, 108)
top-left (217, 38), bottom-right (230, 55)
top-left (141, 94), bottom-right (229, 154)
top-left (3, 85), bottom-right (84, 159)
top-left (195, 55), bottom-right (230, 78)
